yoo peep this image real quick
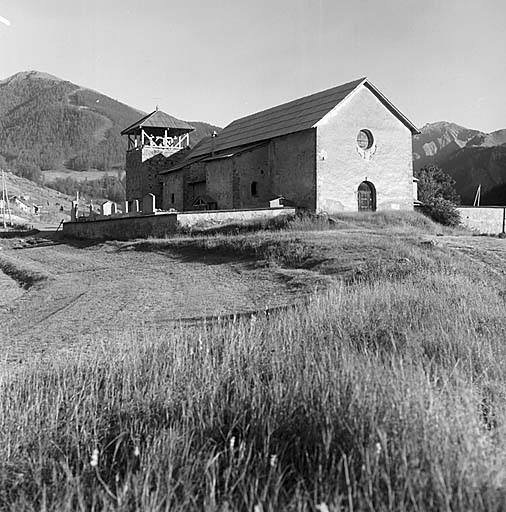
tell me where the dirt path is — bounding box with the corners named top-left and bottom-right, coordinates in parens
top-left (442, 236), bottom-right (506, 270)
top-left (2, 231), bottom-right (505, 372)
top-left (0, 236), bottom-right (309, 368)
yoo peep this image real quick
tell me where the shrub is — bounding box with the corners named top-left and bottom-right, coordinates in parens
top-left (415, 165), bottom-right (461, 226)
top-left (422, 197), bottom-right (461, 226)
top-left (415, 165), bottom-right (460, 204)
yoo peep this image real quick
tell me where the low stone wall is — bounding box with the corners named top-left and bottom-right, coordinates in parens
top-left (177, 207), bottom-right (296, 229)
top-left (63, 207), bottom-right (296, 240)
top-left (457, 206), bottom-right (506, 235)
top-left (63, 213), bottom-right (178, 240)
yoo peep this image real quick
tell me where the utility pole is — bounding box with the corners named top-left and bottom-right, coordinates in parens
top-left (473, 184), bottom-right (481, 207)
top-left (1, 169), bottom-right (13, 228)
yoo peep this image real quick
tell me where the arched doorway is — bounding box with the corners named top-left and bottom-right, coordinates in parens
top-left (357, 181), bottom-right (376, 211)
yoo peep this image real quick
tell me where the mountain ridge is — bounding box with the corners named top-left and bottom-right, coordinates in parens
top-left (2, 71), bottom-right (504, 207)
top-left (414, 121), bottom-right (506, 205)
top-left (0, 70), bottom-right (221, 175)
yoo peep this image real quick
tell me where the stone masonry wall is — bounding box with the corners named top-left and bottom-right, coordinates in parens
top-left (316, 85), bottom-right (414, 213)
top-left (161, 136), bottom-right (315, 212)
top-left (63, 213), bottom-right (178, 240)
top-left (126, 147), bottom-right (190, 207)
top-left (161, 145), bottom-right (273, 211)
top-left (457, 206), bottom-right (506, 234)
top-left (232, 144), bottom-right (271, 209)
top-left (269, 130), bottom-right (316, 209)
top-left (63, 208), bottom-right (295, 240)
top-left (125, 150), bottom-right (143, 202)
top-left (176, 207), bottom-right (296, 229)
top-left (182, 162), bottom-right (207, 209)
top-left (206, 159), bottom-right (235, 209)
top-left (162, 171), bottom-right (184, 211)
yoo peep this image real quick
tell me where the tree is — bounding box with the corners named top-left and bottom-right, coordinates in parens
top-left (415, 165), bottom-right (460, 204)
top-left (415, 165), bottom-right (461, 226)
top-left (12, 161), bottom-right (44, 184)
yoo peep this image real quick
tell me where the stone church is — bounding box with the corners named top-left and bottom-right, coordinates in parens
top-left (123, 77), bottom-right (419, 213)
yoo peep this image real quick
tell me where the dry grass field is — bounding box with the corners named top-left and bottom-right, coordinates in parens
top-left (2, 212), bottom-right (506, 510)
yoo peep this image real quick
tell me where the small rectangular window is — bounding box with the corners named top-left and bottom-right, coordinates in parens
top-left (171, 193), bottom-right (175, 203)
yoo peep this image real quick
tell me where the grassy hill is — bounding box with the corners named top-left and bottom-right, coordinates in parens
top-left (3, 212), bottom-right (506, 509)
top-left (3, 169), bottom-right (71, 205)
top-left (1, 170), bottom-right (72, 225)
top-left (0, 70), bottom-right (220, 177)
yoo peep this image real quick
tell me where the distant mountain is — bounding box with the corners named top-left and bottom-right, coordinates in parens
top-left (0, 70), bottom-right (220, 174)
top-left (412, 121), bottom-right (482, 169)
top-left (414, 122), bottom-right (506, 205)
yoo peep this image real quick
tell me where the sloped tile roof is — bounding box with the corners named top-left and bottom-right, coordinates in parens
top-left (190, 77), bottom-right (367, 158)
top-left (158, 141), bottom-right (269, 175)
top-left (161, 77), bottom-right (419, 173)
top-left (121, 110), bottom-right (194, 135)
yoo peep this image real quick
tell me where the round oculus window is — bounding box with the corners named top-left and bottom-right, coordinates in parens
top-left (357, 129), bottom-right (374, 150)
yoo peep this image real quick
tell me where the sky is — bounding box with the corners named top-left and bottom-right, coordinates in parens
top-left (1, 0), bottom-right (505, 132)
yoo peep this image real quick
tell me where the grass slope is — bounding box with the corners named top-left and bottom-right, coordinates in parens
top-left (1, 213), bottom-right (506, 510)
top-left (1, 170), bottom-right (72, 225)
top-left (3, 171), bottom-right (70, 205)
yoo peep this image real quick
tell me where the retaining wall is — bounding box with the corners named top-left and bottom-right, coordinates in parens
top-left (63, 207), bottom-right (296, 240)
top-left (457, 206), bottom-right (506, 235)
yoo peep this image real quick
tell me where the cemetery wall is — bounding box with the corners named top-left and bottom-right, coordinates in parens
top-left (63, 207), bottom-right (296, 240)
top-left (457, 206), bottom-right (506, 235)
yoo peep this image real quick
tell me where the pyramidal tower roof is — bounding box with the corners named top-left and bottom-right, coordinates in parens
top-left (121, 109), bottom-right (194, 135)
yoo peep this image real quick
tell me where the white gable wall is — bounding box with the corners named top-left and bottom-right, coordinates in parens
top-left (315, 84), bottom-right (414, 212)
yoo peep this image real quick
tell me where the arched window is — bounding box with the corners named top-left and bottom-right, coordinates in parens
top-left (251, 181), bottom-right (258, 197)
top-left (357, 181), bottom-right (376, 211)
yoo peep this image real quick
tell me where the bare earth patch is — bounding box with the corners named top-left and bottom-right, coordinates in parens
top-left (0, 236), bottom-right (311, 369)
top-left (1, 229), bottom-right (505, 372)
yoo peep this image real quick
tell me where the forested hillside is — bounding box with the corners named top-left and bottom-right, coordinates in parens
top-left (413, 121), bottom-right (506, 204)
top-left (0, 70), bottom-right (220, 178)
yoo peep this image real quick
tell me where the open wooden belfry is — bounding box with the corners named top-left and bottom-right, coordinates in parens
top-left (121, 108), bottom-right (194, 153)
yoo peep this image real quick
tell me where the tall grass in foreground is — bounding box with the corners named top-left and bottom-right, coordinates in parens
top-left (2, 250), bottom-right (506, 510)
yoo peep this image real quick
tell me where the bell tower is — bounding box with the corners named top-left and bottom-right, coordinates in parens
top-left (121, 109), bottom-right (194, 208)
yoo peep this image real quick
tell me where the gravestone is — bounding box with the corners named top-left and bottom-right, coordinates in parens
top-left (143, 193), bottom-right (156, 214)
top-left (101, 201), bottom-right (113, 216)
top-left (123, 201), bottom-right (129, 214)
top-left (131, 200), bottom-right (139, 213)
top-left (71, 201), bottom-right (78, 222)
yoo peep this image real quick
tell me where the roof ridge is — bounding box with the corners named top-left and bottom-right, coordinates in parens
top-left (228, 77), bottom-right (366, 126)
top-left (188, 77), bottom-right (367, 158)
